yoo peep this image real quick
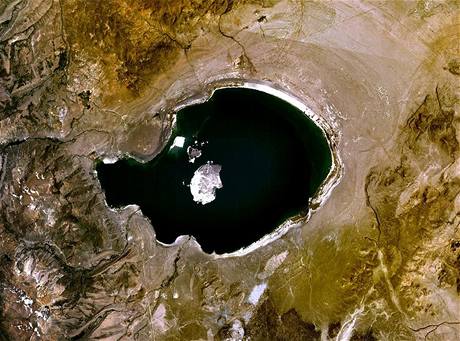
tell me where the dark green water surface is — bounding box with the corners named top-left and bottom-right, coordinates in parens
top-left (97, 88), bottom-right (332, 253)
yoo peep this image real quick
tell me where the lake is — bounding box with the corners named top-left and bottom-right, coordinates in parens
top-left (96, 87), bottom-right (332, 254)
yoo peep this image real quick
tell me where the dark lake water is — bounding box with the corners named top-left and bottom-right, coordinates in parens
top-left (97, 88), bottom-right (332, 254)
